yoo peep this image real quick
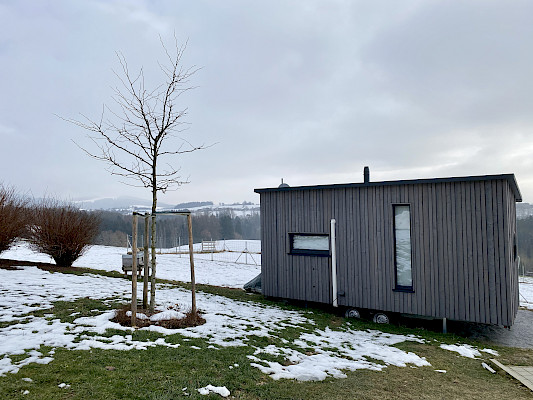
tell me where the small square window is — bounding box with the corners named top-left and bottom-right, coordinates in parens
top-left (289, 233), bottom-right (330, 256)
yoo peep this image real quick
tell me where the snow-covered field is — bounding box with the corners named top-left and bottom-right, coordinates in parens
top-left (2, 241), bottom-right (261, 289)
top-left (519, 276), bottom-right (533, 310)
top-left (5, 241), bottom-right (533, 307)
top-left (0, 241), bottom-right (506, 387)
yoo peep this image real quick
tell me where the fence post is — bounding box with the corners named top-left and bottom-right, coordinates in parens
top-left (131, 214), bottom-right (138, 327)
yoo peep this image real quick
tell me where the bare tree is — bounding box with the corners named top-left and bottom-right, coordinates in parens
top-left (67, 39), bottom-right (204, 309)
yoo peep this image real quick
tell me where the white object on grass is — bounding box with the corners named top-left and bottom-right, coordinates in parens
top-left (482, 362), bottom-right (496, 374)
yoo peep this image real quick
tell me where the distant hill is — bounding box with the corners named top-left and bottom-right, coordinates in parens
top-left (73, 196), bottom-right (175, 210)
top-left (72, 197), bottom-right (259, 217)
top-left (174, 201), bottom-right (214, 209)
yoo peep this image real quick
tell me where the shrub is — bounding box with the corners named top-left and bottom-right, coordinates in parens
top-left (0, 185), bottom-right (30, 254)
top-left (28, 200), bottom-right (101, 267)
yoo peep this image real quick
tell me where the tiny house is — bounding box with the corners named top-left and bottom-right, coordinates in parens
top-left (255, 169), bottom-right (521, 327)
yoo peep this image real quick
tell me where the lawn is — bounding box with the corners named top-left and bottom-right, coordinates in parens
top-left (1, 247), bottom-right (532, 399)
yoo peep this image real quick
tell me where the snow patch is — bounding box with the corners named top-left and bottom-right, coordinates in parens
top-left (125, 311), bottom-right (149, 320)
top-left (440, 344), bottom-right (482, 359)
top-left (197, 385), bottom-right (230, 397)
top-left (1, 241), bottom-right (260, 288)
top-left (480, 348), bottom-right (499, 356)
top-left (248, 327), bottom-right (430, 381)
top-left (150, 309), bottom-right (186, 321)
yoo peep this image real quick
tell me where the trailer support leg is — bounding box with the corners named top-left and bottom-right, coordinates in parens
top-left (442, 317), bottom-right (447, 333)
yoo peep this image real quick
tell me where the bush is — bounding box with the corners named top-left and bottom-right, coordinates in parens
top-left (0, 185), bottom-right (30, 254)
top-left (28, 200), bottom-right (101, 267)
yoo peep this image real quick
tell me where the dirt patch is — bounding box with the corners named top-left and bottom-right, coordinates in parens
top-left (111, 304), bottom-right (206, 329)
top-left (0, 264), bottom-right (22, 271)
top-left (0, 258), bottom-right (118, 276)
top-left (0, 258), bottom-right (55, 269)
top-left (449, 310), bottom-right (533, 349)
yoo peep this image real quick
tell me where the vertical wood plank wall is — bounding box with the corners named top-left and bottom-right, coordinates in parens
top-left (260, 179), bottom-right (519, 326)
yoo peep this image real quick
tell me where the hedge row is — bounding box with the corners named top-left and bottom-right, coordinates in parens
top-left (0, 185), bottom-right (100, 267)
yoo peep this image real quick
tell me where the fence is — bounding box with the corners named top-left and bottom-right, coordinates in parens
top-left (517, 256), bottom-right (533, 307)
top-left (142, 239), bottom-right (262, 266)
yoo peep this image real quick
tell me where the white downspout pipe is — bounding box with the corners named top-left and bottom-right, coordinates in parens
top-left (331, 219), bottom-right (338, 307)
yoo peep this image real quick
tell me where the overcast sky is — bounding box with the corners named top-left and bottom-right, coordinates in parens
top-left (1, 0), bottom-right (532, 205)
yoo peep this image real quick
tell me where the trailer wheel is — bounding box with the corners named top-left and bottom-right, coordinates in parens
top-left (373, 313), bottom-right (390, 324)
top-left (345, 308), bottom-right (361, 319)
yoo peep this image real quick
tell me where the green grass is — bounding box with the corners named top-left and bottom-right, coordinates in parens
top-left (2, 266), bottom-right (533, 399)
top-left (2, 337), bottom-right (532, 399)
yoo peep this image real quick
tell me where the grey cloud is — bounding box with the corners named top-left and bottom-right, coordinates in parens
top-left (1, 0), bottom-right (532, 203)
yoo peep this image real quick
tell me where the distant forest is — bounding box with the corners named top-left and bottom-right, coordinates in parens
top-left (518, 216), bottom-right (533, 273)
top-left (93, 211), bottom-right (260, 248)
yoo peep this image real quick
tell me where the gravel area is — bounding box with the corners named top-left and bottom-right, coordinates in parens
top-left (449, 310), bottom-right (533, 349)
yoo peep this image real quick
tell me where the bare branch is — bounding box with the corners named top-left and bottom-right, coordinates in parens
top-left (63, 38), bottom-right (207, 208)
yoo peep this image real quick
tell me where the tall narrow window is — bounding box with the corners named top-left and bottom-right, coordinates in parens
top-left (394, 205), bottom-right (413, 290)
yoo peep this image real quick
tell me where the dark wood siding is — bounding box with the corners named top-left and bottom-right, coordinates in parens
top-left (259, 178), bottom-right (519, 326)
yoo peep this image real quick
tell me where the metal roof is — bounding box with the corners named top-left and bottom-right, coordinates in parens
top-left (254, 173), bottom-right (522, 202)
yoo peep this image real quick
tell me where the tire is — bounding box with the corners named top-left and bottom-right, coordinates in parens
top-left (373, 312), bottom-right (390, 324)
top-left (345, 308), bottom-right (361, 319)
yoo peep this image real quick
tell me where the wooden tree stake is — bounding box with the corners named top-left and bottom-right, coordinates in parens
top-left (131, 214), bottom-right (138, 327)
top-left (143, 213), bottom-right (149, 309)
top-left (187, 213), bottom-right (196, 314)
top-left (149, 215), bottom-right (156, 311)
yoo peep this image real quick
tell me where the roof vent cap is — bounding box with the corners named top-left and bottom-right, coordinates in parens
top-left (279, 178), bottom-right (290, 188)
